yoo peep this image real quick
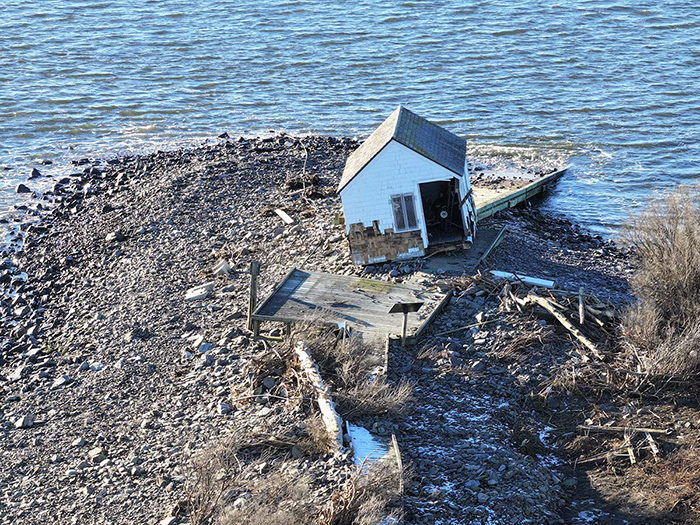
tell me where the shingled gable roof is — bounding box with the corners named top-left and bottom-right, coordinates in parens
top-left (338, 105), bottom-right (467, 192)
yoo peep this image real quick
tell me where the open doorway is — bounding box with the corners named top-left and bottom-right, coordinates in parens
top-left (419, 179), bottom-right (466, 246)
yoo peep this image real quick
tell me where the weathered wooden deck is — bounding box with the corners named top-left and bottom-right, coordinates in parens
top-left (473, 166), bottom-right (568, 222)
top-left (252, 269), bottom-right (450, 343)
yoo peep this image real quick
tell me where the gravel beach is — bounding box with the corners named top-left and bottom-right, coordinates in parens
top-left (0, 135), bottom-right (633, 524)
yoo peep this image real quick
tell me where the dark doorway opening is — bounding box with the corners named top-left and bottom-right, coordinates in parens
top-left (419, 179), bottom-right (466, 246)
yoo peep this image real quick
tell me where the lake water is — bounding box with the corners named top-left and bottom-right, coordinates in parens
top-left (1, 1), bottom-right (698, 235)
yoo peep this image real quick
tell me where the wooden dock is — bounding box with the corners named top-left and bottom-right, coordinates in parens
top-left (251, 269), bottom-right (450, 344)
top-left (473, 166), bottom-right (568, 222)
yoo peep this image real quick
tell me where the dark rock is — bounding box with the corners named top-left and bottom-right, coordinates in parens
top-left (29, 168), bottom-right (42, 179)
top-left (16, 183), bottom-right (32, 194)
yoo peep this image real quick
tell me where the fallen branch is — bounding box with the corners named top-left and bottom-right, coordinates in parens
top-left (577, 424), bottom-right (670, 435)
top-left (295, 341), bottom-right (344, 453)
top-left (433, 318), bottom-right (500, 337)
top-left (526, 293), bottom-right (605, 360)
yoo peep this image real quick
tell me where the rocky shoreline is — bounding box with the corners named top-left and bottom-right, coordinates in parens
top-left (0, 134), bottom-right (633, 524)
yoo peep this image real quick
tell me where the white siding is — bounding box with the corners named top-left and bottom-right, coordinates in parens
top-left (340, 140), bottom-right (475, 248)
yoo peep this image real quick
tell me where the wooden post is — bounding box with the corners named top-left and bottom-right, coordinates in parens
top-left (578, 287), bottom-right (585, 325)
top-left (401, 311), bottom-right (408, 346)
top-left (247, 261), bottom-right (260, 331)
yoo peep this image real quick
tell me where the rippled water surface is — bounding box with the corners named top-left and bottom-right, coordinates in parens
top-left (1, 1), bottom-right (699, 233)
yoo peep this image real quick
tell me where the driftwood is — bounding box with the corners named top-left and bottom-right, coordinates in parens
top-left (295, 341), bottom-right (344, 453)
top-left (274, 208), bottom-right (295, 225)
top-left (526, 293), bottom-right (605, 360)
top-left (577, 424), bottom-right (670, 435)
top-left (490, 270), bottom-right (555, 288)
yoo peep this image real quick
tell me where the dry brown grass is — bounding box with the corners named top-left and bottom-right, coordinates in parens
top-left (321, 459), bottom-right (406, 525)
top-left (622, 186), bottom-right (700, 378)
top-left (185, 422), bottom-right (336, 525)
top-left (292, 324), bottom-right (413, 419)
top-left (641, 447), bottom-right (700, 523)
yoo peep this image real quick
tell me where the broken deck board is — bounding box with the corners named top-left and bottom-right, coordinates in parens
top-left (252, 269), bottom-right (448, 343)
top-left (473, 166), bottom-right (568, 222)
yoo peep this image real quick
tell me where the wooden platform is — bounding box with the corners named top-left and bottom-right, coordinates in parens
top-left (473, 166), bottom-right (568, 222)
top-left (252, 269), bottom-right (450, 343)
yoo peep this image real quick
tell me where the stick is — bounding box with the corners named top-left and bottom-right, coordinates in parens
top-left (646, 432), bottom-right (660, 461)
top-left (579, 287), bottom-right (585, 325)
top-left (295, 342), bottom-right (344, 453)
top-left (247, 261), bottom-right (260, 331)
top-left (526, 293), bottom-right (605, 360)
top-left (274, 208), bottom-right (295, 225)
top-left (577, 424), bottom-right (670, 435)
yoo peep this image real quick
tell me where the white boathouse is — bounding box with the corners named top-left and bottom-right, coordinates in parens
top-left (338, 106), bottom-right (477, 265)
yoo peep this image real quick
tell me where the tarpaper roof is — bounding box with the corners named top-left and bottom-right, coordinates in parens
top-left (338, 106), bottom-right (467, 192)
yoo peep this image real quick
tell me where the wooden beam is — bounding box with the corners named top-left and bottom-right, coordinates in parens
top-left (411, 292), bottom-right (452, 343)
top-left (526, 293), bottom-right (604, 360)
top-left (295, 342), bottom-right (343, 453)
top-left (577, 424), bottom-right (670, 435)
top-left (274, 208), bottom-right (295, 225)
top-left (247, 261), bottom-right (261, 331)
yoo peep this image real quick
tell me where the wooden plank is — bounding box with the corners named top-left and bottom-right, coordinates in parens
top-left (253, 269), bottom-right (447, 341)
top-left (475, 225), bottom-right (507, 268)
top-left (274, 208), bottom-right (295, 225)
top-left (475, 166), bottom-right (568, 222)
top-left (252, 267), bottom-right (303, 317)
top-left (412, 292), bottom-right (452, 342)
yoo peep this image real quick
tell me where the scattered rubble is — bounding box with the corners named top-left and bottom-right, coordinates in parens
top-left (1, 132), bottom-right (665, 524)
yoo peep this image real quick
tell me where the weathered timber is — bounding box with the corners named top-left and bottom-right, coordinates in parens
top-left (295, 341), bottom-right (343, 453)
top-left (474, 166), bottom-right (568, 222)
top-left (252, 269), bottom-right (447, 344)
top-left (526, 293), bottom-right (604, 360)
top-left (577, 424), bottom-right (670, 435)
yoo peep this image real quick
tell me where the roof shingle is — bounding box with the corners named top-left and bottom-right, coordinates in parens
top-left (338, 106), bottom-right (467, 192)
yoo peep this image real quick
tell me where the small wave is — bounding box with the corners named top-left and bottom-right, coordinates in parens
top-left (492, 28), bottom-right (527, 36)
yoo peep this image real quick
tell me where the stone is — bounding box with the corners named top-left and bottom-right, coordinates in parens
top-left (29, 168), bottom-right (42, 179)
top-left (471, 360), bottom-right (486, 373)
top-left (14, 415), bottom-right (34, 429)
top-left (51, 374), bottom-right (71, 389)
top-left (217, 402), bottom-right (231, 415)
top-left (197, 342), bottom-right (213, 354)
top-left (105, 231), bottom-right (126, 243)
top-left (88, 447), bottom-right (106, 463)
top-left (477, 492), bottom-right (489, 504)
top-left (262, 376), bottom-right (278, 390)
top-left (77, 361), bottom-right (90, 372)
top-left (160, 518), bottom-right (178, 525)
top-left (72, 437), bottom-right (86, 447)
top-left (185, 282), bottom-right (215, 301)
top-left (16, 183), bottom-right (32, 194)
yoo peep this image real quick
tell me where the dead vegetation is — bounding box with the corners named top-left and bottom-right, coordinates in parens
top-left (320, 459), bottom-right (407, 525)
top-left (184, 433), bottom-right (323, 525)
top-left (183, 323), bottom-right (410, 524)
top-left (622, 186), bottom-right (700, 378)
top-left (292, 323), bottom-right (413, 419)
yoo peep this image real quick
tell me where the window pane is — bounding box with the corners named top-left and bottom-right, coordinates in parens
top-left (404, 195), bottom-right (417, 229)
top-left (392, 196), bottom-right (406, 231)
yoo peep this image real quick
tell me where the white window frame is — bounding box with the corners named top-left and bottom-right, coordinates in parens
top-left (391, 193), bottom-right (419, 233)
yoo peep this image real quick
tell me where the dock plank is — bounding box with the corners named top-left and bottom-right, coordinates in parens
top-left (253, 269), bottom-right (446, 339)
